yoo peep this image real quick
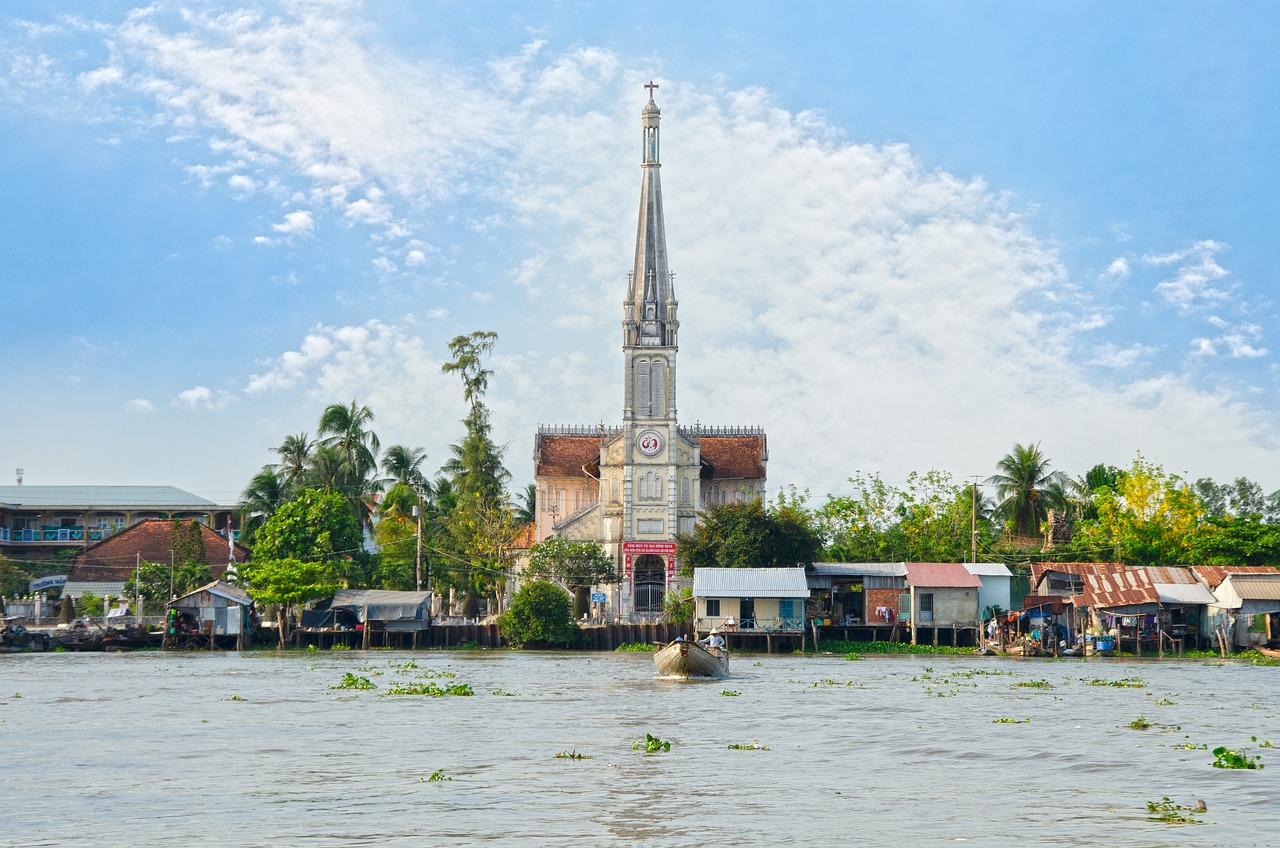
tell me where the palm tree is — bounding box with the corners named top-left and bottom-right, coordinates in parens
top-left (318, 400), bottom-right (380, 480)
top-left (382, 445), bottom-right (427, 488)
top-left (238, 466), bottom-right (284, 547)
top-left (515, 482), bottom-right (537, 526)
top-left (986, 442), bottom-right (1067, 538)
top-left (273, 432), bottom-right (313, 495)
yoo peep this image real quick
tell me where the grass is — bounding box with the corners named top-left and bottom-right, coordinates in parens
top-left (819, 639), bottom-right (973, 656)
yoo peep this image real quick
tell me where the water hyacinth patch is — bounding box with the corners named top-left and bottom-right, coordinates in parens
top-left (1012, 679), bottom-right (1053, 690)
top-left (720, 690), bottom-right (740, 696)
top-left (992, 717), bottom-right (1031, 724)
top-left (383, 681), bottom-right (475, 697)
top-left (633, 733), bottom-right (671, 753)
top-left (1088, 677), bottom-right (1146, 688)
top-left (554, 750), bottom-right (592, 759)
top-left (1146, 797), bottom-right (1205, 824)
top-left (727, 742), bottom-right (768, 750)
top-left (1212, 745), bottom-right (1264, 769)
top-left (331, 673), bottom-right (377, 690)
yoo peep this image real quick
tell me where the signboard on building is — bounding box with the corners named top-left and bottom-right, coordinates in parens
top-left (29, 575), bottom-right (68, 592)
top-left (591, 592), bottom-right (607, 604)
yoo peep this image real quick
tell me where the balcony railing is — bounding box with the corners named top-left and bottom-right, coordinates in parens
top-left (0, 526), bottom-right (118, 543)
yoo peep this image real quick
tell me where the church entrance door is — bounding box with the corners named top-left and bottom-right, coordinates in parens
top-left (633, 555), bottom-right (666, 615)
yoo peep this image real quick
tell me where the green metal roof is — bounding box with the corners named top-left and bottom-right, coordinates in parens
top-left (0, 485), bottom-right (227, 509)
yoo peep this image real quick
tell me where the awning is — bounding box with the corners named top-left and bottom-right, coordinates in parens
top-left (1152, 583), bottom-right (1216, 605)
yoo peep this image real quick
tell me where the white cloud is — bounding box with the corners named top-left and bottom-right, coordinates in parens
top-left (405, 249), bottom-right (427, 266)
top-left (1147, 240), bottom-right (1234, 313)
top-left (272, 209), bottom-right (314, 235)
top-left (124, 398), bottom-right (155, 414)
top-left (172, 386), bottom-right (235, 411)
top-left (1088, 342), bottom-right (1157, 369)
top-left (228, 174), bottom-right (256, 198)
top-left (1101, 257), bottom-right (1130, 281)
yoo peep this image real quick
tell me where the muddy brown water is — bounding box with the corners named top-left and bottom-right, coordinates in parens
top-left (2, 651), bottom-right (1278, 847)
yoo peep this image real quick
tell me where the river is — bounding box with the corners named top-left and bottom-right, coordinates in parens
top-left (1, 650), bottom-right (1277, 847)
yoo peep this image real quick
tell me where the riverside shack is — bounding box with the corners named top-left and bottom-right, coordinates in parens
top-left (692, 567), bottom-right (808, 652)
top-left (166, 580), bottom-right (253, 650)
top-left (319, 590), bottom-right (433, 649)
top-left (903, 563), bottom-right (981, 646)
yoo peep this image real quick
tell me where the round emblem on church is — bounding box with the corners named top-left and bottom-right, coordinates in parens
top-left (636, 429), bottom-right (664, 457)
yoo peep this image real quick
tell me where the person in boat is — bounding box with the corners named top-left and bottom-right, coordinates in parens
top-left (699, 629), bottom-right (726, 650)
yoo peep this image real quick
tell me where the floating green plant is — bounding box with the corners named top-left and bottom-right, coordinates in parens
top-left (720, 690), bottom-right (740, 696)
top-left (727, 742), bottom-right (768, 750)
top-left (1088, 677), bottom-right (1146, 688)
top-left (992, 717), bottom-right (1031, 724)
top-left (331, 673), bottom-right (377, 691)
top-left (633, 733), bottom-right (671, 753)
top-left (554, 750), bottom-right (592, 759)
top-left (614, 642), bottom-right (657, 652)
top-left (426, 769), bottom-right (451, 782)
top-left (491, 689), bottom-right (518, 696)
top-left (224, 694), bottom-right (246, 701)
top-left (843, 652), bottom-right (863, 661)
top-left (329, 643), bottom-right (351, 651)
top-left (1146, 797), bottom-right (1204, 824)
top-left (1129, 717), bottom-right (1152, 730)
top-left (1154, 698), bottom-right (1177, 706)
top-left (1013, 679), bottom-right (1053, 690)
top-left (1211, 745), bottom-right (1264, 769)
top-left (383, 681), bottom-right (474, 697)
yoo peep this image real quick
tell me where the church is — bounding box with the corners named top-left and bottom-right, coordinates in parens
top-left (532, 85), bottom-right (768, 619)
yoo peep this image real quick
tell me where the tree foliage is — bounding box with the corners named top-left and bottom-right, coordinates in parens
top-left (499, 579), bottom-right (578, 648)
top-left (123, 560), bottom-right (215, 611)
top-left (817, 470), bottom-right (975, 562)
top-left (526, 536), bottom-right (617, 590)
top-left (249, 488), bottom-right (366, 585)
top-left (677, 498), bottom-right (820, 575)
top-left (1071, 454), bottom-right (1203, 565)
top-left (986, 442), bottom-right (1067, 537)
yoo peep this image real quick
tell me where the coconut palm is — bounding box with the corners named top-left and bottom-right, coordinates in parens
top-left (985, 442), bottom-right (1068, 538)
top-left (238, 466), bottom-right (284, 546)
top-left (382, 444), bottom-right (427, 488)
top-left (515, 482), bottom-right (537, 527)
top-left (318, 400), bottom-right (380, 480)
top-left (273, 432), bottom-right (314, 495)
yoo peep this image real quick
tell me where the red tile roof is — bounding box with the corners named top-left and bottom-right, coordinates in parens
top-left (904, 562), bottom-right (982, 588)
top-left (699, 436), bottom-right (766, 479)
top-left (1190, 565), bottom-right (1280, 589)
top-left (535, 434), bottom-right (601, 478)
top-left (67, 518), bottom-right (248, 582)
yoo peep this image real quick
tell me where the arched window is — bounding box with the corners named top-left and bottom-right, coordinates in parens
top-left (680, 477), bottom-right (690, 504)
top-left (611, 476), bottom-right (620, 503)
top-left (638, 474), bottom-right (648, 500)
top-left (651, 361), bottom-right (665, 417)
top-left (636, 361), bottom-right (651, 417)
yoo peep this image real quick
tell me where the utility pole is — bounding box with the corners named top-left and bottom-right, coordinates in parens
top-left (169, 549), bottom-right (174, 601)
top-left (970, 478), bottom-right (980, 564)
top-left (135, 552), bottom-right (142, 621)
top-left (414, 498), bottom-right (424, 593)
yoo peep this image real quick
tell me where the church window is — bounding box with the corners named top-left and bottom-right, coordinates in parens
top-left (651, 362), bottom-right (665, 416)
top-left (611, 477), bottom-right (620, 503)
top-left (680, 477), bottom-right (690, 504)
top-left (720, 489), bottom-right (727, 504)
top-left (638, 474), bottom-right (648, 500)
top-left (636, 361), bottom-right (650, 417)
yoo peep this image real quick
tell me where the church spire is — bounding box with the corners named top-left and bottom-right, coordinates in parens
top-left (624, 81), bottom-right (678, 350)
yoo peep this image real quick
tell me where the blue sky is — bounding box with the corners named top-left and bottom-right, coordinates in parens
top-left (2, 0), bottom-right (1278, 505)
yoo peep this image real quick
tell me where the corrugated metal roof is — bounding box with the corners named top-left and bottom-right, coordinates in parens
top-left (1079, 569), bottom-right (1157, 609)
top-left (810, 562), bottom-right (908, 578)
top-left (1030, 561), bottom-right (1125, 590)
top-left (965, 562), bottom-right (1013, 578)
top-left (170, 580), bottom-right (252, 607)
top-left (693, 567), bottom-right (809, 597)
top-left (62, 580), bottom-right (127, 598)
top-left (0, 485), bottom-right (225, 509)
top-left (1225, 575), bottom-right (1280, 601)
top-left (1191, 565), bottom-right (1280, 588)
top-left (904, 562), bottom-right (982, 588)
top-left (1153, 583), bottom-right (1216, 605)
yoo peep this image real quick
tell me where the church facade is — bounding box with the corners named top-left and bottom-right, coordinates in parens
top-left (532, 87), bottom-right (768, 619)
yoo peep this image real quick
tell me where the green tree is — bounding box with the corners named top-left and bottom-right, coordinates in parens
top-left (124, 560), bottom-right (214, 611)
top-left (525, 536), bottom-right (617, 615)
top-left (817, 470), bottom-right (977, 562)
top-left (274, 432), bottom-right (314, 496)
top-left (171, 519), bottom-right (205, 568)
top-left (499, 579), bottom-right (578, 648)
top-left (986, 442), bottom-right (1067, 537)
top-left (317, 399), bottom-right (384, 534)
top-left (1072, 454), bottom-right (1204, 565)
top-left (1187, 514), bottom-right (1280, 566)
top-left (238, 466), bottom-right (285, 547)
top-left (243, 558), bottom-right (339, 648)
top-left (677, 498), bottom-right (820, 575)
top-left (663, 586), bottom-right (694, 625)
top-left (249, 488), bottom-right (367, 586)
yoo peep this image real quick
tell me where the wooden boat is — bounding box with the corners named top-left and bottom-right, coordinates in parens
top-left (654, 638), bottom-right (729, 679)
top-left (1256, 646), bottom-right (1280, 659)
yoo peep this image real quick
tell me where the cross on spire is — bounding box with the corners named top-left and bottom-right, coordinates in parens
top-left (644, 80), bottom-right (659, 98)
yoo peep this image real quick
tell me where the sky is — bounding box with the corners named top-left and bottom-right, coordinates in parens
top-left (2, 0), bottom-right (1279, 507)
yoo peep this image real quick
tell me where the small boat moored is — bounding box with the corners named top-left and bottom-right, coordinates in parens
top-left (654, 637), bottom-right (729, 679)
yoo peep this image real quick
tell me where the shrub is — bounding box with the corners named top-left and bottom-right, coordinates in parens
top-left (499, 580), bottom-right (578, 648)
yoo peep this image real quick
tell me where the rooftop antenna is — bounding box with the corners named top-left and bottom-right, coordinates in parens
top-left (15, 468), bottom-right (23, 486)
